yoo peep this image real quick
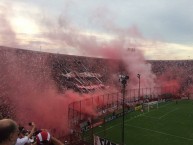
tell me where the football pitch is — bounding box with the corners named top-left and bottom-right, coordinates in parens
top-left (85, 100), bottom-right (193, 145)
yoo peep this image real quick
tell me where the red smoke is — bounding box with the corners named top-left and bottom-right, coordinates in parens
top-left (2, 3), bottom-right (193, 139)
top-left (155, 63), bottom-right (193, 94)
top-left (0, 48), bottom-right (118, 136)
top-left (0, 4), bottom-right (163, 136)
top-left (0, 48), bottom-right (82, 135)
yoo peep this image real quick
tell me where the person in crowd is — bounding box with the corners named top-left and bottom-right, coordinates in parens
top-left (16, 122), bottom-right (36, 145)
top-left (0, 119), bottom-right (19, 145)
top-left (35, 130), bottom-right (64, 145)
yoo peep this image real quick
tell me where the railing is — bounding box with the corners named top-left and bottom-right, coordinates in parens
top-left (68, 86), bottom-right (176, 130)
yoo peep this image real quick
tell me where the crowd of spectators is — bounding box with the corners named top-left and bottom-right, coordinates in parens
top-left (1, 47), bottom-right (193, 145)
top-left (51, 55), bottom-right (193, 95)
top-left (150, 60), bottom-right (193, 76)
top-left (0, 119), bottom-right (65, 145)
top-left (0, 96), bottom-right (15, 120)
top-left (50, 54), bottom-right (116, 93)
top-left (150, 60), bottom-right (193, 94)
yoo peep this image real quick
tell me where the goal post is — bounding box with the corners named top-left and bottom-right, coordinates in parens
top-left (143, 101), bottom-right (158, 112)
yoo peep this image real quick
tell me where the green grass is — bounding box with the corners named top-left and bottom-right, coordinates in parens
top-left (84, 100), bottom-right (193, 145)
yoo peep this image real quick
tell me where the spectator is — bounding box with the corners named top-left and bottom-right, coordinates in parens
top-left (0, 119), bottom-right (19, 145)
top-left (35, 131), bottom-right (64, 145)
top-left (16, 122), bottom-right (36, 145)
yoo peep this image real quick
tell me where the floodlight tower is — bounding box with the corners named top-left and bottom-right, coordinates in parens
top-left (119, 75), bottom-right (129, 145)
top-left (137, 74), bottom-right (141, 100)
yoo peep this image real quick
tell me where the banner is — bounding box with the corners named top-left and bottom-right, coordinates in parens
top-left (135, 105), bottom-right (142, 111)
top-left (94, 135), bottom-right (119, 145)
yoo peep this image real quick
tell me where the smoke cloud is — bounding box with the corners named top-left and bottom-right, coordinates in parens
top-left (0, 3), bottom-right (18, 47)
top-left (2, 2), bottom-right (192, 139)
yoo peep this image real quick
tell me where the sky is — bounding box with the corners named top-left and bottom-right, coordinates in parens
top-left (0, 0), bottom-right (193, 60)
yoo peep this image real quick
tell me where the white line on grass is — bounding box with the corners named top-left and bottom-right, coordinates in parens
top-left (139, 102), bottom-right (174, 120)
top-left (125, 124), bottom-right (193, 141)
top-left (96, 113), bottom-right (143, 134)
top-left (142, 115), bottom-right (160, 120)
top-left (95, 102), bottom-right (175, 134)
top-left (159, 101), bottom-right (174, 107)
top-left (159, 108), bottom-right (178, 119)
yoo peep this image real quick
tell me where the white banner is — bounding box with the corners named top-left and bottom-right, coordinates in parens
top-left (94, 135), bottom-right (119, 145)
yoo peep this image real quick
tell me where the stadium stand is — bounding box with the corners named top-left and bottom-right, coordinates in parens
top-left (1, 46), bottom-right (193, 144)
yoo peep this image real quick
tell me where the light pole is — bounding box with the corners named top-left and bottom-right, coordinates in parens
top-left (137, 74), bottom-right (141, 101)
top-left (119, 75), bottom-right (129, 145)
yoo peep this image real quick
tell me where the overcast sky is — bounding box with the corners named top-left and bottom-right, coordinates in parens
top-left (0, 0), bottom-right (193, 60)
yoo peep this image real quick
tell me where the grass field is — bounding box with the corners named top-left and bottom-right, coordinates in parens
top-left (84, 100), bottom-right (193, 145)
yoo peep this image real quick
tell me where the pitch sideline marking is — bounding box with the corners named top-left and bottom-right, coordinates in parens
top-left (125, 124), bottom-right (193, 141)
top-left (142, 115), bottom-right (160, 119)
top-left (95, 102), bottom-right (174, 134)
top-left (159, 108), bottom-right (178, 119)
